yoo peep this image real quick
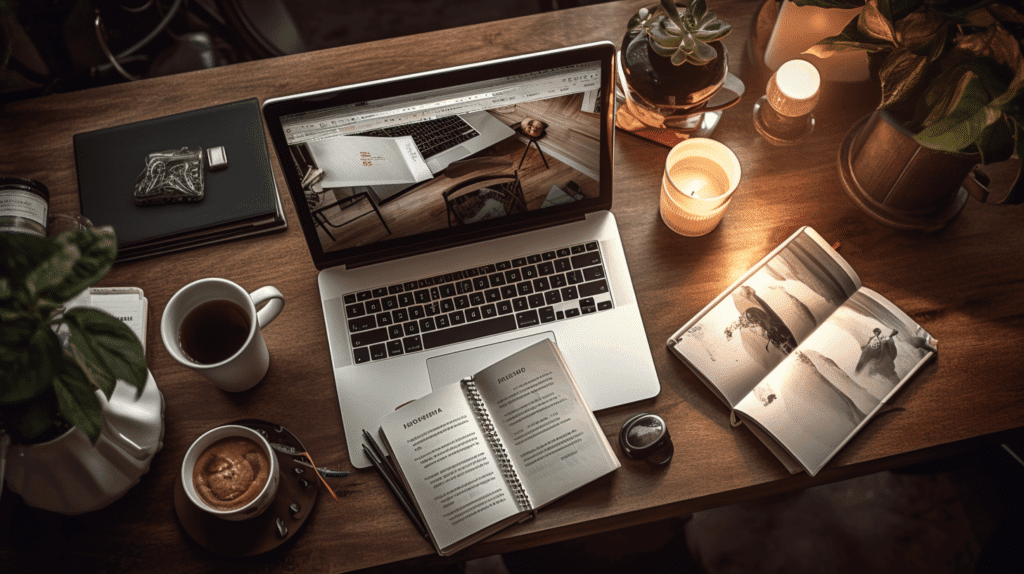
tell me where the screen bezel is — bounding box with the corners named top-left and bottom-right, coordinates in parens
top-left (262, 42), bottom-right (616, 271)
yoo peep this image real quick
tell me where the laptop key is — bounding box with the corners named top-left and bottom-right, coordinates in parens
top-left (392, 308), bottom-right (408, 323)
top-left (515, 310), bottom-right (540, 328)
top-left (485, 288), bottom-right (501, 303)
top-left (582, 305), bottom-right (597, 314)
top-left (571, 252), bottom-right (602, 269)
top-left (435, 314), bottom-right (450, 328)
top-left (450, 310), bottom-right (466, 325)
top-left (344, 293), bottom-right (356, 304)
top-left (345, 302), bottom-right (366, 318)
top-left (561, 286), bottom-right (579, 300)
top-left (387, 340), bottom-right (404, 356)
top-left (537, 261), bottom-right (554, 276)
top-left (481, 304), bottom-right (497, 319)
top-left (365, 299), bottom-right (382, 314)
top-left (565, 308), bottom-right (581, 318)
top-left (571, 244), bottom-right (586, 254)
top-left (381, 296), bottom-right (398, 310)
top-left (500, 285), bottom-right (517, 299)
top-left (349, 315), bottom-right (377, 332)
top-left (373, 287), bottom-right (389, 298)
top-left (557, 248), bottom-right (571, 258)
top-left (457, 279), bottom-right (473, 294)
top-left (415, 289), bottom-right (431, 304)
top-left (376, 311), bottom-right (393, 326)
top-left (512, 297), bottom-right (528, 311)
top-left (488, 273), bottom-right (506, 286)
top-left (496, 261), bottom-right (511, 271)
top-left (352, 327), bottom-right (388, 348)
top-left (409, 305), bottom-right (425, 320)
top-left (469, 292), bottom-right (485, 306)
top-left (466, 307), bottom-right (482, 322)
top-left (598, 300), bottom-right (613, 311)
top-left (544, 290), bottom-right (562, 305)
top-left (528, 294), bottom-right (545, 308)
top-left (554, 258), bottom-right (571, 272)
top-left (454, 295), bottom-right (470, 310)
top-left (440, 283), bottom-right (456, 298)
top-left (583, 266), bottom-right (605, 281)
top-left (533, 277), bottom-right (550, 292)
top-left (370, 344), bottom-right (387, 361)
top-left (521, 265), bottom-right (538, 280)
top-left (549, 273), bottom-right (567, 288)
top-left (516, 281), bottom-right (533, 296)
top-left (579, 279), bottom-right (609, 297)
top-left (539, 306), bottom-right (556, 323)
top-left (404, 322), bottom-right (419, 336)
top-left (473, 277), bottom-right (489, 291)
top-left (542, 251), bottom-right (557, 260)
top-left (527, 254), bottom-right (542, 264)
top-left (404, 281), bottom-right (419, 291)
top-left (585, 242), bottom-right (598, 251)
top-left (497, 300), bottom-right (513, 315)
top-left (357, 291), bottom-right (372, 301)
top-left (422, 315), bottom-right (517, 350)
top-left (398, 292), bottom-right (415, 307)
top-left (504, 268), bottom-right (521, 283)
top-left (403, 336), bottom-right (423, 353)
top-left (420, 317), bottom-right (436, 332)
top-left (353, 347), bottom-right (371, 364)
top-left (511, 257), bottom-right (527, 267)
top-left (440, 298), bottom-right (455, 313)
top-left (430, 287), bottom-right (441, 300)
top-left (388, 325), bottom-right (403, 339)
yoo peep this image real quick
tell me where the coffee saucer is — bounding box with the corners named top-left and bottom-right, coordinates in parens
top-left (174, 419), bottom-right (320, 557)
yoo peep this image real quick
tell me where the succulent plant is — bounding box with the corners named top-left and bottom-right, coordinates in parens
top-left (628, 0), bottom-right (732, 66)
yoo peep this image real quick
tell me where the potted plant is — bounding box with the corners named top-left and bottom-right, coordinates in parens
top-left (620, 0), bottom-right (742, 132)
top-left (1, 225), bottom-right (163, 514)
top-left (797, 0), bottom-right (1023, 230)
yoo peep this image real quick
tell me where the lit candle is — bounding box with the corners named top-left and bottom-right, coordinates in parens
top-left (754, 60), bottom-right (821, 145)
top-left (660, 138), bottom-right (742, 237)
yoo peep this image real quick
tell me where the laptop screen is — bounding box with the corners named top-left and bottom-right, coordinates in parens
top-left (263, 43), bottom-right (615, 270)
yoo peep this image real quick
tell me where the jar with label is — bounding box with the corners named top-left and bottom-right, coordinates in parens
top-left (0, 177), bottom-right (50, 237)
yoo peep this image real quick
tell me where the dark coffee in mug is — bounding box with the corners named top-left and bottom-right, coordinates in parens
top-left (179, 299), bottom-right (251, 364)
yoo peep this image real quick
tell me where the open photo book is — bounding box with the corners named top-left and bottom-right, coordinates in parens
top-left (667, 227), bottom-right (938, 476)
top-left (376, 339), bottom-right (619, 556)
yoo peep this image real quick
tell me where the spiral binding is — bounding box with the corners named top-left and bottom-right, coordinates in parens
top-left (462, 377), bottom-right (532, 513)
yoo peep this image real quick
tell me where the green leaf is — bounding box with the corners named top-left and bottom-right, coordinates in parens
top-left (878, 47), bottom-right (930, 110)
top-left (915, 76), bottom-right (1000, 152)
top-left (0, 325), bottom-right (61, 405)
top-left (53, 355), bottom-right (104, 443)
top-left (650, 21), bottom-right (683, 48)
top-left (0, 389), bottom-right (59, 444)
top-left (690, 0), bottom-right (708, 23)
top-left (895, 8), bottom-right (948, 59)
top-left (976, 116), bottom-right (1015, 165)
top-left (25, 226), bottom-right (117, 305)
top-left (858, 0), bottom-right (898, 45)
top-left (0, 233), bottom-right (57, 285)
top-left (804, 16), bottom-right (891, 58)
top-left (660, 0), bottom-right (683, 28)
top-left (62, 308), bottom-right (147, 399)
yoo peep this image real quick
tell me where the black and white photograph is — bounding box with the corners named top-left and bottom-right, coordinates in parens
top-left (674, 228), bottom-right (860, 406)
top-left (736, 288), bottom-right (937, 475)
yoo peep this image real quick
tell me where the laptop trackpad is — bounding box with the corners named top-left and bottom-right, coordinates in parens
top-left (425, 332), bottom-right (556, 391)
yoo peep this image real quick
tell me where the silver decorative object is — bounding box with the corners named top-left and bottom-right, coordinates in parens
top-left (134, 147), bottom-right (205, 205)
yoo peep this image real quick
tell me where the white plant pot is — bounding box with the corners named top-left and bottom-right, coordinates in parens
top-left (4, 371), bottom-right (164, 514)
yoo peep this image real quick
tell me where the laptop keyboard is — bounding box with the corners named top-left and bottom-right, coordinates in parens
top-left (343, 242), bottom-right (613, 364)
top-left (355, 116), bottom-right (480, 160)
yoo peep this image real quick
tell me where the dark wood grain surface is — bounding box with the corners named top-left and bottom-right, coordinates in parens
top-left (2, 1), bottom-right (1022, 572)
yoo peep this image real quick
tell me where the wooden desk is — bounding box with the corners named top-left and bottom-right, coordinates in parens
top-left (2, 1), bottom-right (1022, 572)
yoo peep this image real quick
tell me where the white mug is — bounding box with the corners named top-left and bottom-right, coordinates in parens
top-left (161, 278), bottom-right (284, 392)
top-left (181, 424), bottom-right (280, 521)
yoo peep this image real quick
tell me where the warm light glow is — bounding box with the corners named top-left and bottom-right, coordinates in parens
top-left (776, 60), bottom-right (820, 100)
top-left (767, 60), bottom-right (821, 117)
top-left (660, 139), bottom-right (742, 236)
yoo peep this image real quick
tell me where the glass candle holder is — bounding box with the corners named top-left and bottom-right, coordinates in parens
top-left (659, 138), bottom-right (741, 237)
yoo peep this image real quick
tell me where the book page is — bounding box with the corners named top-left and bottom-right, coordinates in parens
top-left (670, 227), bottom-right (861, 407)
top-left (735, 288), bottom-right (937, 475)
top-left (473, 339), bottom-right (619, 509)
top-left (65, 288), bottom-right (148, 353)
top-left (379, 382), bottom-right (522, 553)
top-left (307, 135), bottom-right (433, 188)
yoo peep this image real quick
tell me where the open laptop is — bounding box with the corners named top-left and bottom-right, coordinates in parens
top-left (263, 42), bottom-right (659, 468)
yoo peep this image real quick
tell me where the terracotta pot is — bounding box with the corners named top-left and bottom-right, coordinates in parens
top-left (838, 110), bottom-right (988, 232)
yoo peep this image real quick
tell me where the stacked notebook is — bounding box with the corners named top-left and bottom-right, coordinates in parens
top-left (74, 99), bottom-right (286, 262)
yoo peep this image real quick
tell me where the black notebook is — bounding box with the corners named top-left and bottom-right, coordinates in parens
top-left (74, 98), bottom-right (286, 261)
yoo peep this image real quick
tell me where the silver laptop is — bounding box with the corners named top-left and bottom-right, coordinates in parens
top-left (263, 42), bottom-right (659, 468)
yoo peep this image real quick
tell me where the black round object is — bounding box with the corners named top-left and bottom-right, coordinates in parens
top-left (619, 413), bottom-right (673, 466)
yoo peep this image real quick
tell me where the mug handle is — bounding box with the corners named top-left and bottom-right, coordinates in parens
top-left (703, 72), bottom-right (746, 113)
top-left (250, 286), bottom-right (285, 328)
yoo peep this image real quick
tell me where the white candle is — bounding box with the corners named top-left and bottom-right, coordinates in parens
top-left (768, 59), bottom-right (821, 117)
top-left (660, 139), bottom-right (741, 237)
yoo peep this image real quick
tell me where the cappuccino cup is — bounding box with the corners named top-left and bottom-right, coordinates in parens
top-left (181, 424), bottom-right (280, 520)
top-left (161, 278), bottom-right (284, 392)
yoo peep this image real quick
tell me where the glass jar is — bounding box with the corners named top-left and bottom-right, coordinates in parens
top-left (0, 177), bottom-right (50, 237)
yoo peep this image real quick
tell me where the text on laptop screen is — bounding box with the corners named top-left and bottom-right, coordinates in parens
top-left (279, 61), bottom-right (603, 254)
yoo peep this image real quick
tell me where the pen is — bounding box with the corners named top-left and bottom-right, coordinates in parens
top-left (361, 428), bottom-right (399, 479)
top-left (361, 442), bottom-right (429, 539)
